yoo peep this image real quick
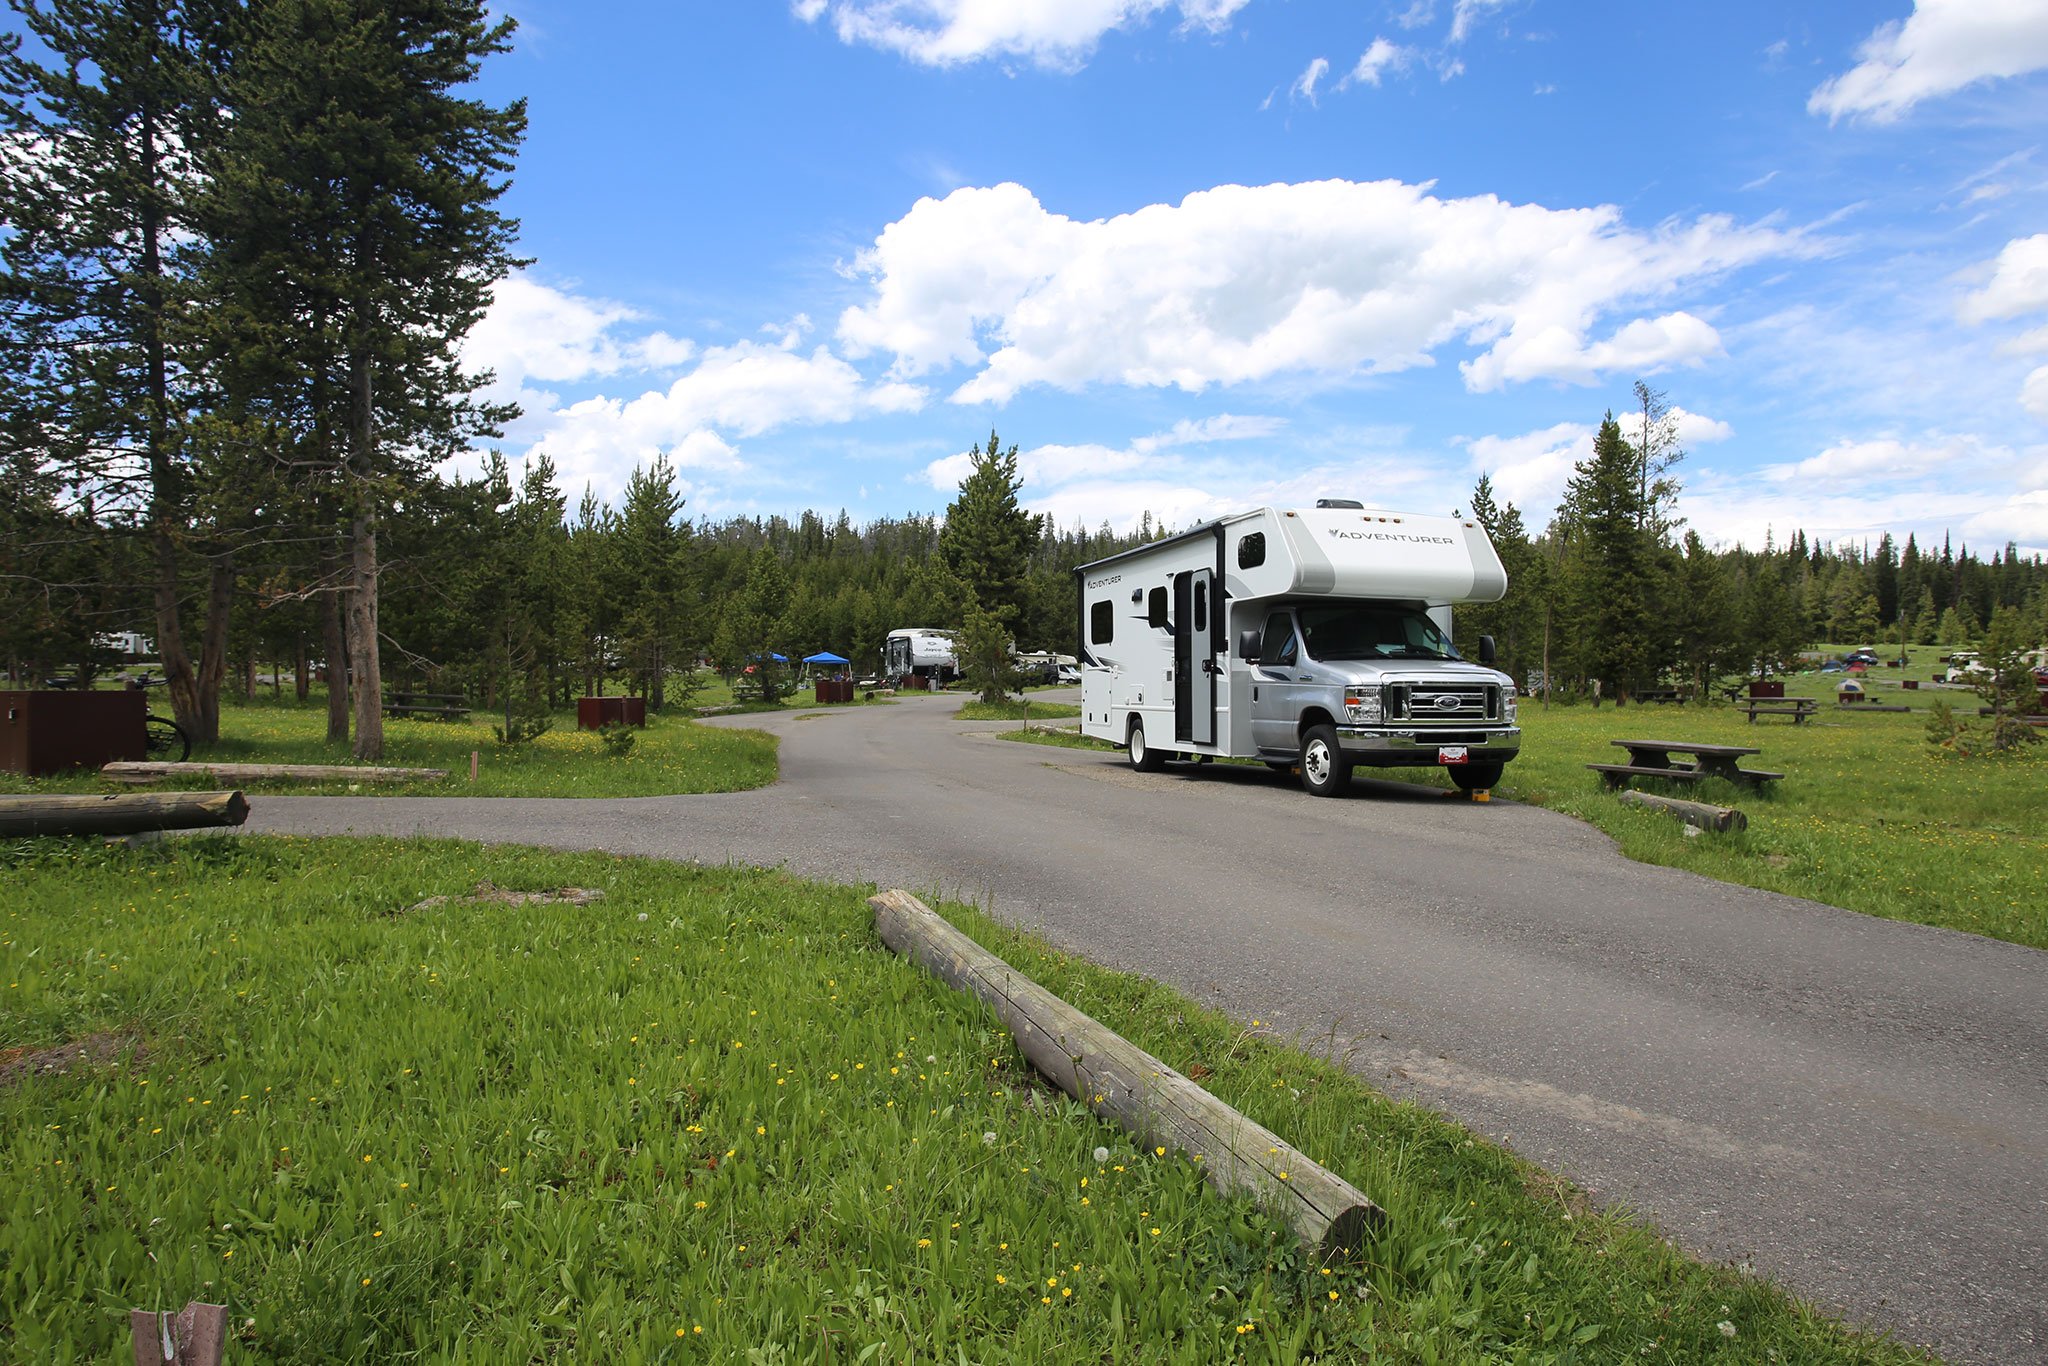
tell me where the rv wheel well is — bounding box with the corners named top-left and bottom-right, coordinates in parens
top-left (1298, 707), bottom-right (1337, 737)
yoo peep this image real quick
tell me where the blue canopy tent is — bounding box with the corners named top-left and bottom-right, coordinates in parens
top-left (802, 651), bottom-right (850, 665)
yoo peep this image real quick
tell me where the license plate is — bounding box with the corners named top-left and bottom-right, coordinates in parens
top-left (1437, 746), bottom-right (1469, 765)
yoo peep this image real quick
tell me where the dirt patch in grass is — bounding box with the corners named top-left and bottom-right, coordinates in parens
top-left (0, 1029), bottom-right (143, 1088)
top-left (406, 880), bottom-right (607, 913)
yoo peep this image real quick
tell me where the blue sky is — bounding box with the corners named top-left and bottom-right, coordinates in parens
top-left (457, 3), bottom-right (2038, 553)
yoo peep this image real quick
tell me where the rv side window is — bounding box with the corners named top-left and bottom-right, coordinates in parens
top-left (1193, 580), bottom-right (1208, 632)
top-left (1090, 600), bottom-right (1114, 644)
top-left (1258, 611), bottom-right (1297, 666)
top-left (1237, 533), bottom-right (1266, 569)
top-left (1147, 587), bottom-right (1168, 629)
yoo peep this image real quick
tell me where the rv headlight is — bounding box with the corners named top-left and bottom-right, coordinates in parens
top-left (1343, 686), bottom-right (1382, 724)
top-left (1503, 683), bottom-right (1518, 723)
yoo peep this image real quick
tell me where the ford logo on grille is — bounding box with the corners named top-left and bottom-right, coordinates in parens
top-left (1431, 694), bottom-right (1465, 712)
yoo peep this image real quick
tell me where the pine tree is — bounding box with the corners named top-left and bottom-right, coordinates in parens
top-left (0, 0), bottom-right (241, 739)
top-left (1560, 413), bottom-right (1662, 700)
top-left (196, 0), bottom-right (525, 758)
top-left (940, 431), bottom-right (1044, 632)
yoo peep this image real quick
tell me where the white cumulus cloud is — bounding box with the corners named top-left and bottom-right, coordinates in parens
top-left (524, 337), bottom-right (925, 502)
top-left (792, 0), bottom-right (1250, 70)
top-left (1809, 0), bottom-right (2048, 123)
top-left (839, 179), bottom-right (1801, 405)
top-left (2024, 365), bottom-right (2048, 420)
top-left (463, 274), bottom-right (694, 395)
top-left (1960, 234), bottom-right (2048, 323)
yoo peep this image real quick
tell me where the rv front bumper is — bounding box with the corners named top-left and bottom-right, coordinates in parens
top-left (1335, 726), bottom-right (1521, 765)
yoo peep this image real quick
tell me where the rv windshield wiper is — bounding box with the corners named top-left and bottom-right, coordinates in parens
top-left (1383, 647), bottom-right (1450, 659)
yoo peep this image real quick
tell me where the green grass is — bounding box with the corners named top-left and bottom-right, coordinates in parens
top-left (954, 698), bottom-right (1085, 721)
top-left (2, 836), bottom-right (1930, 1363)
top-left (1013, 646), bottom-right (2045, 947)
top-left (0, 695), bottom-right (778, 799)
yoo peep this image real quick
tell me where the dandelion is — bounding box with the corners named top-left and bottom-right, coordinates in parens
top-left (982, 1132), bottom-right (996, 1145)
top-left (996, 1274), bottom-right (1006, 1284)
top-left (1717, 1322), bottom-right (1737, 1339)
top-left (917, 1238), bottom-right (931, 1248)
top-left (694, 1200), bottom-right (707, 1209)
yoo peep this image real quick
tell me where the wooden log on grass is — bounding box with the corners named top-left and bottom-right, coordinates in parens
top-left (1617, 789), bottom-right (1746, 833)
top-left (871, 888), bottom-right (1382, 1259)
top-left (102, 760), bottom-right (446, 784)
top-left (0, 790), bottom-right (248, 837)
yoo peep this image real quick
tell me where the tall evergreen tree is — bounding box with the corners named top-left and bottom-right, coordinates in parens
top-left (197, 0), bottom-right (525, 758)
top-left (0, 0), bottom-right (240, 738)
top-left (1560, 413), bottom-right (1661, 700)
top-left (940, 430), bottom-right (1044, 632)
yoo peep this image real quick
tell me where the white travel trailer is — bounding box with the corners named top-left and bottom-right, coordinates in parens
top-left (883, 628), bottom-right (959, 687)
top-left (1077, 504), bottom-right (1520, 795)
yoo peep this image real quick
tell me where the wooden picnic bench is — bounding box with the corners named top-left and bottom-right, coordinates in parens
top-left (384, 690), bottom-right (470, 721)
top-left (1587, 739), bottom-right (1782, 791)
top-left (1739, 698), bottom-right (1817, 724)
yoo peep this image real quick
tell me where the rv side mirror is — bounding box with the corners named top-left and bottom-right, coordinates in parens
top-left (1477, 634), bottom-right (1497, 666)
top-left (1236, 627), bottom-right (1262, 660)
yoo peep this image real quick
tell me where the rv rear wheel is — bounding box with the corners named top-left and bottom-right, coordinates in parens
top-left (1448, 762), bottom-right (1503, 792)
top-left (1127, 717), bottom-right (1166, 772)
top-left (1298, 724), bottom-right (1350, 797)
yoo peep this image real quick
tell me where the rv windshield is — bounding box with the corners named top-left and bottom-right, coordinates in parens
top-left (1295, 604), bottom-right (1459, 662)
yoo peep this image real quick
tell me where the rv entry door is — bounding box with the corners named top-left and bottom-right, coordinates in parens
top-left (1173, 568), bottom-right (1218, 746)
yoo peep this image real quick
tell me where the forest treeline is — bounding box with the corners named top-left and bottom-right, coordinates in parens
top-left (9, 405), bottom-right (2045, 722)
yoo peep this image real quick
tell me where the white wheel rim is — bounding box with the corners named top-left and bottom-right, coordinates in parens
top-left (1305, 740), bottom-right (1332, 785)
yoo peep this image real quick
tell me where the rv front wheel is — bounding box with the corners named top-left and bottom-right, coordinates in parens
top-left (1298, 724), bottom-right (1350, 797)
top-left (1127, 717), bottom-right (1166, 772)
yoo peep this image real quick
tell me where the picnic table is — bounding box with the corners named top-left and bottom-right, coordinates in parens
top-left (1587, 739), bottom-right (1782, 791)
top-left (383, 690), bottom-right (469, 720)
top-left (1739, 697), bottom-right (1817, 724)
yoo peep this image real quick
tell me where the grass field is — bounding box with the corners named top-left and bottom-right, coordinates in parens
top-left (1006, 648), bottom-right (2046, 950)
top-left (954, 698), bottom-right (1085, 721)
top-left (2, 836), bottom-right (1932, 1363)
top-left (0, 696), bottom-right (778, 800)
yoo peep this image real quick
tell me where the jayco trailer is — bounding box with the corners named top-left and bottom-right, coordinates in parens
top-left (1077, 505), bottom-right (1520, 795)
top-left (883, 628), bottom-right (959, 687)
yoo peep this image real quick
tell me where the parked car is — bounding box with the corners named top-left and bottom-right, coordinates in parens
top-left (1055, 664), bottom-right (1080, 684)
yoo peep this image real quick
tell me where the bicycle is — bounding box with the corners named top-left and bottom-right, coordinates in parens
top-left (144, 712), bottom-right (191, 763)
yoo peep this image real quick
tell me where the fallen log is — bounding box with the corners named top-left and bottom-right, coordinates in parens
top-left (871, 888), bottom-right (1382, 1260)
top-left (1617, 789), bottom-right (1746, 833)
top-left (0, 790), bottom-right (249, 837)
top-left (102, 761), bottom-right (446, 784)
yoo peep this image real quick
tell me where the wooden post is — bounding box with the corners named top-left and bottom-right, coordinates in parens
top-left (129, 1301), bottom-right (226, 1366)
top-left (871, 889), bottom-right (1383, 1259)
top-left (470, 749), bottom-right (479, 782)
top-left (0, 791), bottom-right (249, 838)
top-left (1617, 789), bottom-right (1746, 832)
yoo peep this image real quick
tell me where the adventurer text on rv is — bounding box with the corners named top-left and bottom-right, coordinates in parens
top-left (1077, 504), bottom-right (1519, 796)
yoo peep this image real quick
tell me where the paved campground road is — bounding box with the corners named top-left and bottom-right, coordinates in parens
top-left (244, 693), bottom-right (2047, 1363)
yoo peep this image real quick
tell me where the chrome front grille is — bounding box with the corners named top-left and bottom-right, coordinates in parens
top-left (1384, 682), bottom-right (1500, 724)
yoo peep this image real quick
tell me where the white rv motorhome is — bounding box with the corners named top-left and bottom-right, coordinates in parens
top-left (883, 628), bottom-right (959, 687)
top-left (1077, 504), bottom-right (1520, 795)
